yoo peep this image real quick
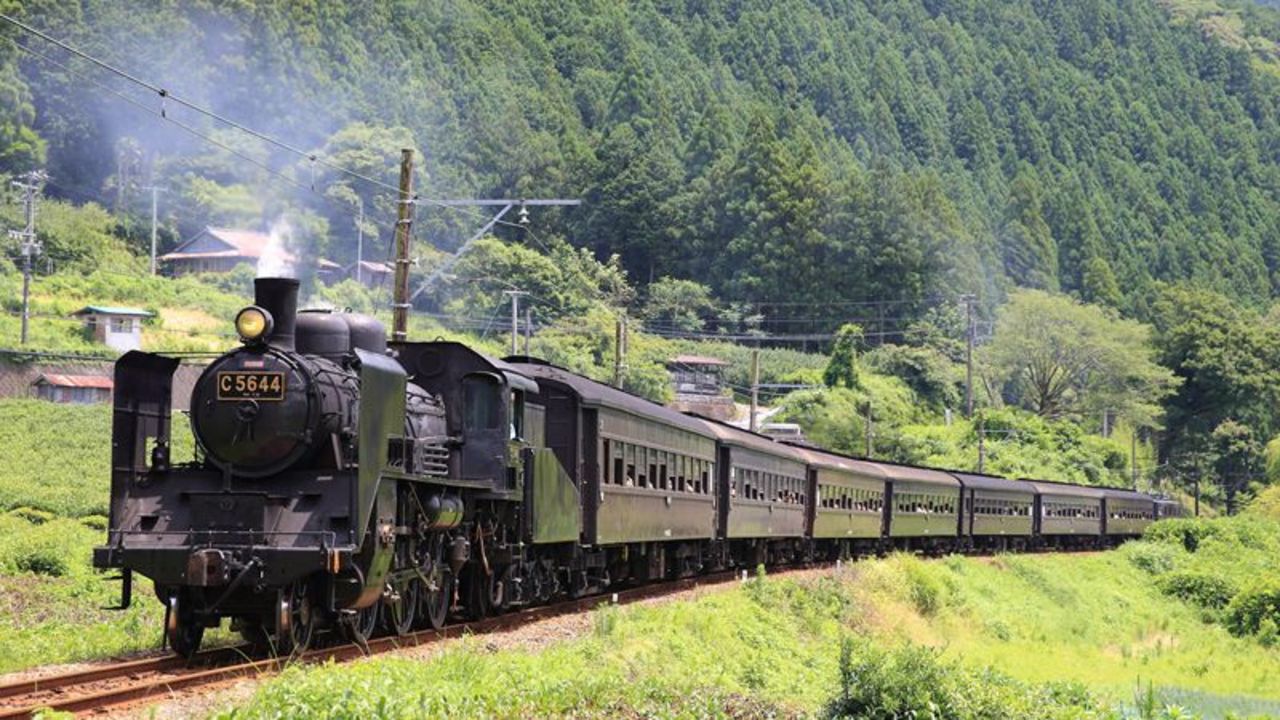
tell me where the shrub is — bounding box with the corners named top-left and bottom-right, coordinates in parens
top-left (1144, 519), bottom-right (1220, 553)
top-left (1157, 572), bottom-right (1237, 610)
top-left (1225, 578), bottom-right (1280, 639)
top-left (1123, 541), bottom-right (1181, 576)
top-left (9, 507), bottom-right (55, 525)
top-left (79, 515), bottom-right (108, 531)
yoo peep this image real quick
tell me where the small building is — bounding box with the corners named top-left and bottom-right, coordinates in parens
top-left (71, 305), bottom-right (152, 351)
top-left (668, 354), bottom-right (729, 396)
top-left (32, 373), bottom-right (113, 404)
top-left (346, 260), bottom-right (394, 289)
top-left (667, 354), bottom-right (736, 421)
top-left (159, 226), bottom-right (342, 281)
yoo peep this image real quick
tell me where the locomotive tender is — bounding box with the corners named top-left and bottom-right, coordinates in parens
top-left (93, 278), bottom-right (1179, 656)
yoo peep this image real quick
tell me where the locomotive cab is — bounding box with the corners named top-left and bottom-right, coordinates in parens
top-left (392, 341), bottom-right (539, 495)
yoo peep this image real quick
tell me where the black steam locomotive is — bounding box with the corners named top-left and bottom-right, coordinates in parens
top-left (93, 278), bottom-right (1177, 657)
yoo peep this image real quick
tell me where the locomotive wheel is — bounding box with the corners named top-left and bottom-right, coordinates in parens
top-left (419, 570), bottom-right (452, 630)
top-left (383, 578), bottom-right (420, 636)
top-left (344, 599), bottom-right (380, 644)
top-left (166, 590), bottom-right (204, 660)
top-left (486, 565), bottom-right (508, 613)
top-left (460, 564), bottom-right (491, 620)
top-left (275, 580), bottom-right (315, 656)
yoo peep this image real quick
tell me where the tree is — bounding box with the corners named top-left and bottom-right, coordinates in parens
top-left (982, 290), bottom-right (1177, 423)
top-left (1148, 285), bottom-right (1280, 496)
top-left (641, 277), bottom-right (716, 332)
top-left (823, 323), bottom-right (864, 390)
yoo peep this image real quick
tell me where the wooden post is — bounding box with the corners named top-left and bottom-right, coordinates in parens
top-left (391, 148), bottom-right (414, 342)
top-left (749, 348), bottom-right (760, 433)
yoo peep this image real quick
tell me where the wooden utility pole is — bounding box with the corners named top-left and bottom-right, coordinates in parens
top-left (749, 348), bottom-right (760, 432)
top-left (142, 185), bottom-right (164, 275)
top-left (864, 402), bottom-right (873, 457)
top-left (391, 148), bottom-right (414, 342)
top-left (613, 316), bottom-right (627, 387)
top-left (524, 306), bottom-right (532, 356)
top-left (977, 412), bottom-right (986, 474)
top-left (1131, 430), bottom-right (1138, 489)
top-left (503, 290), bottom-right (528, 355)
top-left (963, 294), bottom-right (975, 418)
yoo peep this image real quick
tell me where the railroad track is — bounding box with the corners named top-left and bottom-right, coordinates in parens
top-left (0, 568), bottom-right (758, 718)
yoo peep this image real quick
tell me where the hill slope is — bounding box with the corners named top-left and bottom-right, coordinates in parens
top-left (7, 0), bottom-right (1280, 322)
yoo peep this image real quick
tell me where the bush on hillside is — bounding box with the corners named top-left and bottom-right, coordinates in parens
top-left (1225, 579), bottom-right (1280, 643)
top-left (1144, 519), bottom-right (1222, 553)
top-left (1157, 572), bottom-right (1238, 611)
top-left (826, 636), bottom-right (1106, 719)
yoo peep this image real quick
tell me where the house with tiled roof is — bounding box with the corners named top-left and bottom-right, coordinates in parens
top-left (159, 227), bottom-right (341, 280)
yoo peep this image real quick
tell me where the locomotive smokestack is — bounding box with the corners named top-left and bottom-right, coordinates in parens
top-left (254, 277), bottom-right (298, 351)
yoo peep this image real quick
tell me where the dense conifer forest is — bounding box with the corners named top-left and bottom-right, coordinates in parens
top-left (6, 0), bottom-right (1280, 320)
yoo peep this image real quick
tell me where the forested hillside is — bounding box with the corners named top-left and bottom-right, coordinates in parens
top-left (5, 0), bottom-right (1280, 324)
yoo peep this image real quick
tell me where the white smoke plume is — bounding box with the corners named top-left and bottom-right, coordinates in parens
top-left (257, 216), bottom-right (297, 278)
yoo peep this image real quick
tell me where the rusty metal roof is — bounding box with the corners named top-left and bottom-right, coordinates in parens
top-left (34, 374), bottom-right (113, 389)
top-left (669, 354), bottom-right (729, 367)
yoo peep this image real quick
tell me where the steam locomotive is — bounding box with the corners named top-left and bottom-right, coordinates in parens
top-left (93, 277), bottom-right (1178, 657)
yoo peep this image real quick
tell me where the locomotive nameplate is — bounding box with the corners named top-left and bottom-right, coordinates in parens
top-left (217, 371), bottom-right (286, 401)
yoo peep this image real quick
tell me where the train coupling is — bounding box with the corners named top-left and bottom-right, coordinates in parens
top-left (186, 549), bottom-right (234, 586)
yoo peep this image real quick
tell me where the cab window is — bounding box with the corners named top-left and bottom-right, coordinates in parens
top-left (464, 375), bottom-right (502, 431)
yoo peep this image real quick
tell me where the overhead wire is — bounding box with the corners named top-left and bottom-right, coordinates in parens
top-left (7, 38), bottom-right (406, 241)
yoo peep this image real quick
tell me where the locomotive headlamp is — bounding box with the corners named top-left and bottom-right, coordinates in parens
top-left (234, 306), bottom-right (273, 344)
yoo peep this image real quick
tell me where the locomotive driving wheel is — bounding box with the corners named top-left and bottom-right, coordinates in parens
top-left (383, 577), bottom-right (420, 636)
top-left (166, 589), bottom-right (204, 660)
top-left (419, 565), bottom-right (452, 630)
top-left (344, 598), bottom-right (380, 645)
top-left (275, 580), bottom-right (315, 656)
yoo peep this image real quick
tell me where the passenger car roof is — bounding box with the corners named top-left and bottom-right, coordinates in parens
top-left (504, 359), bottom-right (713, 437)
top-left (878, 462), bottom-right (961, 488)
top-left (694, 417), bottom-right (807, 462)
top-left (1023, 480), bottom-right (1107, 499)
top-left (788, 446), bottom-right (891, 477)
top-left (950, 472), bottom-right (1035, 495)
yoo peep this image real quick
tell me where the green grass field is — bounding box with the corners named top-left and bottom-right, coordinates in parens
top-left (213, 534), bottom-right (1280, 720)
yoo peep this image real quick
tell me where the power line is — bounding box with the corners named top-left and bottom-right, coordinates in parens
top-left (0, 13), bottom-right (406, 197)
top-left (7, 38), bottom-right (401, 240)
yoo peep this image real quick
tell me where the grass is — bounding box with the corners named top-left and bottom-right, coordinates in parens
top-left (0, 514), bottom-right (163, 672)
top-left (0, 399), bottom-right (201, 671)
top-left (0, 399), bottom-right (195, 519)
top-left (211, 531), bottom-right (1280, 719)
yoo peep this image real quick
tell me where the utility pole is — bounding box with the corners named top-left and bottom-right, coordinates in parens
top-left (864, 402), bottom-right (874, 457)
top-left (962, 294), bottom-right (975, 418)
top-left (523, 306), bottom-right (532, 356)
top-left (354, 195), bottom-right (364, 285)
top-left (503, 290), bottom-right (528, 355)
top-left (1131, 429), bottom-right (1139, 489)
top-left (613, 316), bottom-right (627, 387)
top-left (142, 185), bottom-right (164, 275)
top-left (391, 149), bottom-right (414, 342)
top-left (10, 171), bottom-right (45, 345)
top-left (749, 348), bottom-right (760, 433)
top-left (977, 412), bottom-right (986, 474)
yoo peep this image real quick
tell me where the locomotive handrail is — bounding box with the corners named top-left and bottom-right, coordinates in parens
top-left (111, 529), bottom-right (341, 549)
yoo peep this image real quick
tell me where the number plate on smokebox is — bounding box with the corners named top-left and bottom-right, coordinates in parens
top-left (216, 371), bottom-right (286, 401)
